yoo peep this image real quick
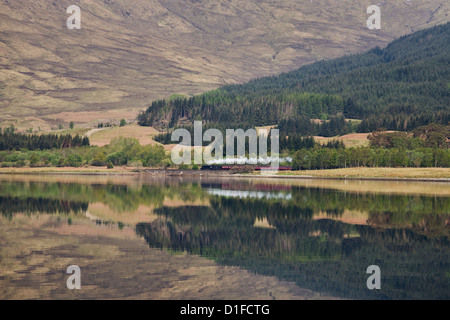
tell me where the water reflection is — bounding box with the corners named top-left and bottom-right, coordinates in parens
top-left (138, 197), bottom-right (450, 299)
top-left (0, 174), bottom-right (448, 299)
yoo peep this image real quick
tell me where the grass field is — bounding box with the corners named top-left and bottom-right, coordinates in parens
top-left (314, 133), bottom-right (370, 148)
top-left (86, 124), bottom-right (161, 147)
top-left (2, 166), bottom-right (449, 181)
top-left (0, 167), bottom-right (140, 174)
top-left (279, 167), bottom-right (450, 179)
top-left (46, 127), bottom-right (92, 137)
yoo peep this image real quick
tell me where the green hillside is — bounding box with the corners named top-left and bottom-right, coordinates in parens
top-left (138, 23), bottom-right (450, 135)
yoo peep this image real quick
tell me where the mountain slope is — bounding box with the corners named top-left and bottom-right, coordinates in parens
top-left (1, 0), bottom-right (449, 129)
top-left (138, 22), bottom-right (450, 133)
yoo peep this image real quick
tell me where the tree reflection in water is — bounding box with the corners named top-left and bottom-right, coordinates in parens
top-left (1, 177), bottom-right (448, 299)
top-left (137, 184), bottom-right (450, 300)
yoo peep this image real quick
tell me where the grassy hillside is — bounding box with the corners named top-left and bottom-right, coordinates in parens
top-left (88, 124), bottom-right (160, 147)
top-left (1, 0), bottom-right (449, 129)
top-left (139, 23), bottom-right (450, 133)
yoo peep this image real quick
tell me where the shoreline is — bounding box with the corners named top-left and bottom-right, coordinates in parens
top-left (0, 167), bottom-right (449, 182)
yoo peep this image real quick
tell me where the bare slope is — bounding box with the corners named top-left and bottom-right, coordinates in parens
top-left (0, 0), bottom-right (448, 128)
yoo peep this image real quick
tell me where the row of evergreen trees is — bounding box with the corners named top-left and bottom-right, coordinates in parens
top-left (138, 23), bottom-right (450, 136)
top-left (0, 127), bottom-right (89, 151)
top-left (277, 115), bottom-right (355, 137)
top-left (357, 111), bottom-right (450, 133)
top-left (292, 147), bottom-right (450, 169)
top-left (154, 127), bottom-right (321, 152)
top-left (138, 91), bottom-right (345, 130)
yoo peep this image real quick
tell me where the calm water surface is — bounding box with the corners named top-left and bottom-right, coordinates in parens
top-left (0, 174), bottom-right (449, 300)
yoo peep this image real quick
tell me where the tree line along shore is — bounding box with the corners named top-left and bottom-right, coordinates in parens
top-left (0, 124), bottom-right (449, 177)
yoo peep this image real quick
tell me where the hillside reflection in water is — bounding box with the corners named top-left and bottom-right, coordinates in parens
top-left (0, 174), bottom-right (448, 299)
